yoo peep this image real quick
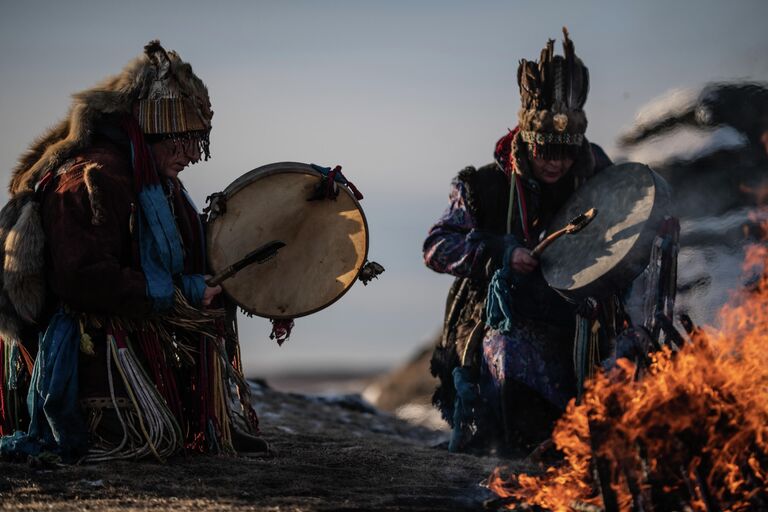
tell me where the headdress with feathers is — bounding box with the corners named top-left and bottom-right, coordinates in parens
top-left (517, 27), bottom-right (589, 160)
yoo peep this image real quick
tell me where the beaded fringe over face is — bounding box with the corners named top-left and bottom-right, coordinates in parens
top-left (138, 96), bottom-right (210, 131)
top-left (137, 41), bottom-right (213, 160)
top-left (519, 131), bottom-right (584, 160)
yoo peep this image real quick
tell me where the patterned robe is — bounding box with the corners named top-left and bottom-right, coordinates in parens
top-left (424, 128), bottom-right (612, 451)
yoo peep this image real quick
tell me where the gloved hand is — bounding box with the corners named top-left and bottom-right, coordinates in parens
top-left (510, 247), bottom-right (538, 274)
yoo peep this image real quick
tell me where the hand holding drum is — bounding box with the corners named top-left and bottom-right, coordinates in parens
top-left (510, 248), bottom-right (538, 274)
top-left (509, 208), bottom-right (597, 274)
top-left (202, 280), bottom-right (223, 306)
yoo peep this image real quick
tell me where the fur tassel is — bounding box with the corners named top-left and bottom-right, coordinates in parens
top-left (0, 300), bottom-right (21, 342)
top-left (0, 192), bottom-right (34, 244)
top-left (4, 201), bottom-right (46, 323)
top-left (83, 163), bottom-right (106, 226)
top-left (144, 40), bottom-right (172, 81)
top-left (0, 193), bottom-right (35, 340)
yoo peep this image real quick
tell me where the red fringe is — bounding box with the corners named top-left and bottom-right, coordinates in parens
top-left (270, 319), bottom-right (295, 346)
top-left (137, 331), bottom-right (183, 425)
top-left (0, 339), bottom-right (7, 436)
top-left (120, 116), bottom-right (159, 191)
top-left (329, 165), bottom-right (364, 201)
top-left (187, 335), bottom-right (216, 452)
top-left (494, 129), bottom-right (518, 177)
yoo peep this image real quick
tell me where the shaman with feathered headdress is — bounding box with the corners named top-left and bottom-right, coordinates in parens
top-left (517, 27), bottom-right (590, 161)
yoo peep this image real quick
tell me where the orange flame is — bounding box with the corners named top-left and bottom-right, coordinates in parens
top-left (488, 244), bottom-right (768, 510)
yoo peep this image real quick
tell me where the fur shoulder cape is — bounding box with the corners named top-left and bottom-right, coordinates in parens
top-left (0, 41), bottom-right (203, 342)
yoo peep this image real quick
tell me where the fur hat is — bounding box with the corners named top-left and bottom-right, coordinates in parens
top-left (9, 40), bottom-right (212, 195)
top-left (517, 27), bottom-right (589, 160)
top-left (0, 41), bottom-right (212, 341)
top-left (136, 41), bottom-right (213, 157)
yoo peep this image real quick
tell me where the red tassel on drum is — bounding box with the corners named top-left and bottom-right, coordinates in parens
top-left (270, 319), bottom-right (295, 346)
top-left (0, 339), bottom-right (7, 436)
top-left (329, 165), bottom-right (364, 201)
top-left (346, 182), bottom-right (364, 201)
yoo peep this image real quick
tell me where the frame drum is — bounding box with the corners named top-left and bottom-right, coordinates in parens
top-left (206, 162), bottom-right (369, 319)
top-left (541, 162), bottom-right (672, 301)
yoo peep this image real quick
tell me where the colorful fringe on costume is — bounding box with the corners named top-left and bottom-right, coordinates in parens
top-left (0, 340), bottom-right (7, 437)
top-left (0, 339), bottom-right (33, 438)
top-left (0, 312), bottom-right (88, 462)
top-left (0, 117), bottom-right (258, 462)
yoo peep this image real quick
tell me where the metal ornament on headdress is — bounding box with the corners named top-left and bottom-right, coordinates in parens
top-left (517, 27), bottom-right (590, 160)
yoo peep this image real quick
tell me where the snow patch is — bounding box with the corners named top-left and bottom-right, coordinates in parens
top-left (620, 125), bottom-right (747, 167)
top-left (395, 403), bottom-right (450, 432)
top-left (633, 87), bottom-right (700, 127)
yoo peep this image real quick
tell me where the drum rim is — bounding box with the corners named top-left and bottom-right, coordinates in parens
top-left (207, 161), bottom-right (370, 319)
top-left (541, 162), bottom-right (672, 301)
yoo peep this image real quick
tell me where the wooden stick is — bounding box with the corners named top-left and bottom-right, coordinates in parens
top-left (531, 208), bottom-right (597, 258)
top-left (622, 458), bottom-right (655, 512)
top-left (206, 240), bottom-right (285, 287)
top-left (692, 463), bottom-right (720, 512)
top-left (587, 411), bottom-right (619, 512)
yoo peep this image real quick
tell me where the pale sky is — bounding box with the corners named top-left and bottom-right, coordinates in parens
top-left (1, 0), bottom-right (766, 375)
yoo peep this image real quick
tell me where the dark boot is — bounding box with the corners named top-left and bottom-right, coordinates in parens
top-left (231, 429), bottom-right (274, 457)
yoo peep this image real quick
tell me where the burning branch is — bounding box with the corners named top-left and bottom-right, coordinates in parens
top-left (487, 271), bottom-right (768, 511)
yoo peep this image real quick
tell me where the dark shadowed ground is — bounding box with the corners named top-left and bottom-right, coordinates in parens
top-left (0, 381), bottom-right (531, 511)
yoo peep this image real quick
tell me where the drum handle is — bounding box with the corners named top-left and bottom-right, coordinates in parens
top-left (531, 228), bottom-right (569, 258)
top-left (530, 208), bottom-right (597, 258)
top-left (205, 240), bottom-right (286, 287)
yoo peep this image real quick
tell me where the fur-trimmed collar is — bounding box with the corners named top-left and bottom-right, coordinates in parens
top-left (9, 41), bottom-right (211, 196)
top-left (9, 57), bottom-right (152, 196)
top-left (0, 41), bottom-right (211, 342)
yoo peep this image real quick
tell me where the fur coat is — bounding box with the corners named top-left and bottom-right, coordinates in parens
top-left (0, 43), bottom-right (209, 342)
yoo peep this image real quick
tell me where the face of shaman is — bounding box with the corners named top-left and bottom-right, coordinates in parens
top-left (530, 157), bottom-right (575, 184)
top-left (150, 138), bottom-right (202, 179)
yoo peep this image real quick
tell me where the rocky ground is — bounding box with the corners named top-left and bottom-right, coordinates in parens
top-left (0, 379), bottom-right (533, 512)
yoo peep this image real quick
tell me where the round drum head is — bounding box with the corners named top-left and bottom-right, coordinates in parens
top-left (206, 162), bottom-right (369, 319)
top-left (541, 162), bottom-right (671, 301)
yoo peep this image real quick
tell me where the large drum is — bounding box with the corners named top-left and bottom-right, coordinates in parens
top-left (541, 162), bottom-right (672, 301)
top-left (206, 162), bottom-right (369, 319)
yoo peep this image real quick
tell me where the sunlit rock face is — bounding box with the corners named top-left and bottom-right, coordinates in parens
top-left (617, 82), bottom-right (768, 327)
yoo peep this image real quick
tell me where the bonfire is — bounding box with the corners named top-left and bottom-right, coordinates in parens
top-left (487, 237), bottom-right (768, 510)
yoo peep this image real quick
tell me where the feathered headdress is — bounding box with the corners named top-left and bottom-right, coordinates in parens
top-left (517, 27), bottom-right (590, 160)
